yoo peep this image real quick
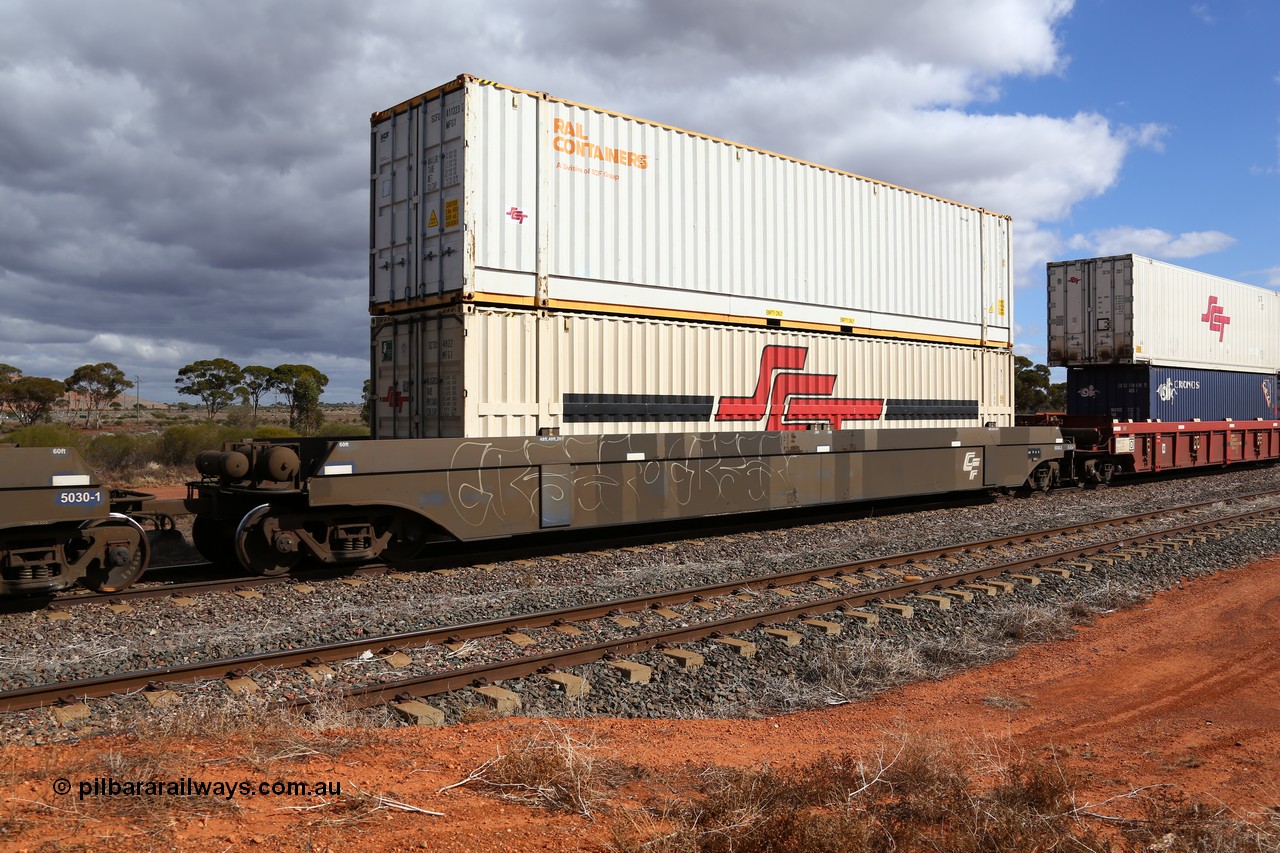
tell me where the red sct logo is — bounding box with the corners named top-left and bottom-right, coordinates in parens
top-left (380, 385), bottom-right (412, 412)
top-left (713, 345), bottom-right (883, 429)
top-left (1201, 296), bottom-right (1230, 342)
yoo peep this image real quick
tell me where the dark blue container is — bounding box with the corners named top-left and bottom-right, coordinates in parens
top-left (1067, 365), bottom-right (1280, 422)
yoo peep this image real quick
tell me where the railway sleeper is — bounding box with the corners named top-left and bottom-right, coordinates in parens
top-left (391, 699), bottom-right (446, 726)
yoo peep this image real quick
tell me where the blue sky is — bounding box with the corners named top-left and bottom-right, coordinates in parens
top-left (1000, 0), bottom-right (1279, 367)
top-left (1008, 1), bottom-right (1277, 258)
top-left (0, 0), bottom-right (1276, 402)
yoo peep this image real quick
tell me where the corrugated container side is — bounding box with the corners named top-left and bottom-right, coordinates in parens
top-left (1048, 254), bottom-right (1279, 372)
top-left (1066, 365), bottom-right (1280, 422)
top-left (373, 306), bottom-right (1013, 439)
top-left (371, 76), bottom-right (1011, 347)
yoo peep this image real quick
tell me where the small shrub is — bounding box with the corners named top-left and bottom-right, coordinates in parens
top-left (252, 425), bottom-right (298, 439)
top-left (2, 423), bottom-right (85, 449)
top-left (987, 603), bottom-right (1074, 643)
top-left (615, 743), bottom-right (1117, 853)
top-left (222, 404), bottom-right (256, 428)
top-left (85, 432), bottom-right (161, 470)
top-left (159, 423), bottom-right (227, 466)
top-left (456, 723), bottom-right (614, 818)
top-left (317, 421), bottom-right (371, 438)
top-left (1119, 788), bottom-right (1280, 852)
top-left (457, 705), bottom-right (501, 725)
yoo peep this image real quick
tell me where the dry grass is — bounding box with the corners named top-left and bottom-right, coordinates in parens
top-left (127, 688), bottom-right (392, 765)
top-left (985, 601), bottom-right (1076, 643)
top-left (606, 739), bottom-right (1280, 852)
top-left (983, 694), bottom-right (1031, 710)
top-left (448, 722), bottom-right (628, 818)
top-left (1125, 793), bottom-right (1280, 852)
top-left (456, 703), bottom-right (503, 725)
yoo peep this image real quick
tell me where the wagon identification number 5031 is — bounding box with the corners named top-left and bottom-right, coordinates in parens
top-left (56, 490), bottom-right (104, 506)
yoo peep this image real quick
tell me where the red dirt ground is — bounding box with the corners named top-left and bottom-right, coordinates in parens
top-left (4, 556), bottom-right (1279, 850)
top-left (144, 485), bottom-right (189, 501)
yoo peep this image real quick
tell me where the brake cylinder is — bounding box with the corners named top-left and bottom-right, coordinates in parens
top-left (257, 446), bottom-right (301, 482)
top-left (196, 450), bottom-right (251, 480)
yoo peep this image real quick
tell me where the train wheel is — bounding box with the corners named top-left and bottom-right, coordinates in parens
top-left (82, 515), bottom-right (151, 592)
top-left (234, 504), bottom-right (302, 576)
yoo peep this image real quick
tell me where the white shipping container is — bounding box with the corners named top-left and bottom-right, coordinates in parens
top-left (1048, 254), bottom-right (1279, 373)
top-left (372, 306), bottom-right (1012, 438)
top-left (371, 75), bottom-right (1012, 348)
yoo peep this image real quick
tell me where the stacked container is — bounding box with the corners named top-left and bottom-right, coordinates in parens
top-left (371, 75), bottom-right (1015, 438)
top-left (372, 306), bottom-right (1012, 438)
top-left (1066, 365), bottom-right (1278, 422)
top-left (1048, 254), bottom-right (1280, 422)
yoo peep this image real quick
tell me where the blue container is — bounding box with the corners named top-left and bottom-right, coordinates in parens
top-left (1067, 366), bottom-right (1280, 422)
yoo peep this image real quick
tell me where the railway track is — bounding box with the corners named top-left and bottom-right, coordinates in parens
top-left (5, 496), bottom-right (1278, 717)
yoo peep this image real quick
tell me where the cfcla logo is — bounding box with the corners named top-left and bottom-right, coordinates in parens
top-left (1201, 296), bottom-right (1230, 342)
top-left (506, 207), bottom-right (527, 224)
top-left (962, 451), bottom-right (981, 481)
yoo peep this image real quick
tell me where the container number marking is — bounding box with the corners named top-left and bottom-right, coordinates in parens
top-left (57, 489), bottom-right (104, 506)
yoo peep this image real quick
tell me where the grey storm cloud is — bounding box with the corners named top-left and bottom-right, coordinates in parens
top-left (0, 0), bottom-right (374, 398)
top-left (0, 0), bottom-right (1145, 401)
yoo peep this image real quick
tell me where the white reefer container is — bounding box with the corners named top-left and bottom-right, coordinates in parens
top-left (1048, 254), bottom-right (1279, 373)
top-left (371, 75), bottom-right (1012, 349)
top-left (371, 305), bottom-right (1013, 438)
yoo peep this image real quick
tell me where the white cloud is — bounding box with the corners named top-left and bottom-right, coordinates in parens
top-left (1121, 122), bottom-right (1171, 153)
top-left (1067, 227), bottom-right (1237, 259)
top-left (1013, 226), bottom-right (1067, 288)
top-left (827, 110), bottom-right (1135, 224)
